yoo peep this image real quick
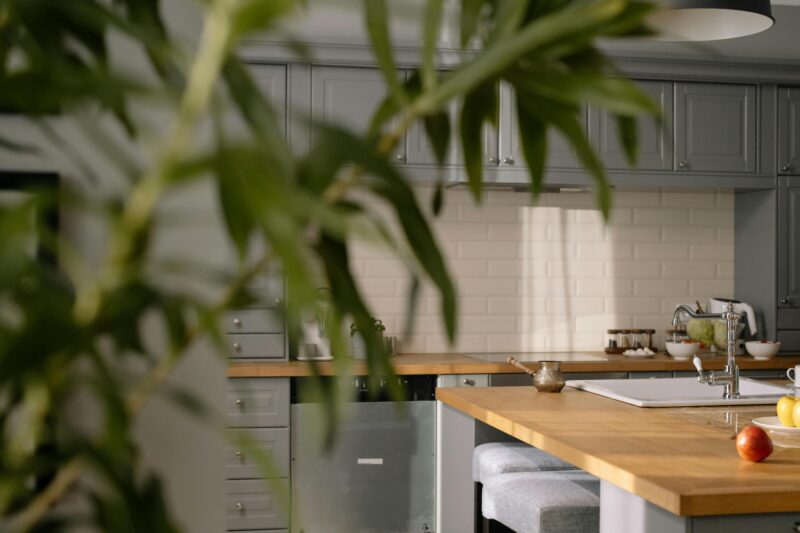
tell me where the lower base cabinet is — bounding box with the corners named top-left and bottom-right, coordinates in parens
top-left (226, 479), bottom-right (290, 531)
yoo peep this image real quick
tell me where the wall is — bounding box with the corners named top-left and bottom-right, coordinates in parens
top-left (350, 186), bottom-right (735, 353)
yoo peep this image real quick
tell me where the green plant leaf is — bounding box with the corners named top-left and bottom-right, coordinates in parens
top-left (230, 0), bottom-right (296, 39)
top-left (616, 114), bottom-right (638, 167)
top-left (363, 0), bottom-right (407, 105)
top-left (423, 111), bottom-right (451, 166)
top-left (515, 97), bottom-right (547, 200)
top-left (421, 0), bottom-right (444, 90)
top-left (518, 93), bottom-right (611, 218)
top-left (460, 0), bottom-right (484, 46)
top-left (460, 83), bottom-right (494, 202)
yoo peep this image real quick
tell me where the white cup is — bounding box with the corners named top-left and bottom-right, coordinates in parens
top-left (787, 365), bottom-right (800, 387)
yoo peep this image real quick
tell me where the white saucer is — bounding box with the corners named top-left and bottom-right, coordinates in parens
top-left (624, 353), bottom-right (655, 359)
top-left (752, 416), bottom-right (800, 436)
top-left (295, 355), bottom-right (334, 362)
top-left (750, 355), bottom-right (777, 361)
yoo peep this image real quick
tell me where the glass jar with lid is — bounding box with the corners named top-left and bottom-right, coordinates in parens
top-left (618, 329), bottom-right (634, 348)
top-left (606, 329), bottom-right (620, 349)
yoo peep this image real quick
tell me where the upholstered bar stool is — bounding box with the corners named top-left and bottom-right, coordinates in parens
top-left (481, 470), bottom-right (600, 533)
top-left (473, 442), bottom-right (577, 532)
top-left (472, 442), bottom-right (575, 483)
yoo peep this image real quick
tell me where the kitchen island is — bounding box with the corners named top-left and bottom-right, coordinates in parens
top-left (436, 385), bottom-right (800, 533)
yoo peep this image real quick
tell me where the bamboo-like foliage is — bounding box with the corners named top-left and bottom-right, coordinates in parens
top-left (0, 0), bottom-right (657, 530)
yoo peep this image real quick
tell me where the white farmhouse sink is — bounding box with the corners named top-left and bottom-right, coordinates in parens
top-left (566, 377), bottom-right (791, 407)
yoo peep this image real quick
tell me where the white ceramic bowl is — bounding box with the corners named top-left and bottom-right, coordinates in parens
top-left (665, 341), bottom-right (700, 359)
top-left (745, 341), bottom-right (781, 360)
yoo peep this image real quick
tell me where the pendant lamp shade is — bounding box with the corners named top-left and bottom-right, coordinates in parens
top-left (648, 0), bottom-right (774, 41)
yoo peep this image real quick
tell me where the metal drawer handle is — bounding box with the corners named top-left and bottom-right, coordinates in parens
top-left (502, 157), bottom-right (515, 165)
top-left (677, 161), bottom-right (687, 169)
top-left (232, 318), bottom-right (242, 328)
top-left (274, 297), bottom-right (282, 306)
top-left (235, 450), bottom-right (244, 460)
top-left (488, 157), bottom-right (498, 164)
top-left (781, 298), bottom-right (791, 305)
top-left (235, 501), bottom-right (244, 512)
top-left (233, 342), bottom-right (242, 353)
top-left (394, 154), bottom-right (405, 162)
top-left (793, 521), bottom-right (800, 533)
top-left (782, 165), bottom-right (791, 172)
top-left (234, 399), bottom-right (244, 408)
top-left (463, 378), bottom-right (476, 386)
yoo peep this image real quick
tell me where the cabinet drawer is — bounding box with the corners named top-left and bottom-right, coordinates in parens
top-left (226, 479), bottom-right (289, 531)
top-left (436, 374), bottom-right (488, 388)
top-left (778, 330), bottom-right (800, 351)
top-left (223, 309), bottom-right (283, 334)
top-left (227, 378), bottom-right (289, 427)
top-left (777, 308), bottom-right (800, 329)
top-left (228, 334), bottom-right (285, 359)
top-left (227, 428), bottom-right (289, 479)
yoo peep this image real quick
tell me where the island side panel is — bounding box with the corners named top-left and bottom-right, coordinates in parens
top-left (436, 401), bottom-right (477, 533)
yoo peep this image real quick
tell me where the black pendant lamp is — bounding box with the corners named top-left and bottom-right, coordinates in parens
top-left (648, 0), bottom-right (775, 41)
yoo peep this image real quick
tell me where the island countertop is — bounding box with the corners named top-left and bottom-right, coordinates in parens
top-left (228, 352), bottom-right (800, 378)
top-left (436, 385), bottom-right (800, 517)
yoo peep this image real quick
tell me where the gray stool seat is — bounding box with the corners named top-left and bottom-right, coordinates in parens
top-left (482, 470), bottom-right (599, 533)
top-left (472, 442), bottom-right (575, 483)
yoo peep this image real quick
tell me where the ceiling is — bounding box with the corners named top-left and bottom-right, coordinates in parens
top-left (600, 5), bottom-right (800, 63)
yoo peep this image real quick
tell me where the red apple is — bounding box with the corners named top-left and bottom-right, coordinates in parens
top-left (735, 426), bottom-right (773, 462)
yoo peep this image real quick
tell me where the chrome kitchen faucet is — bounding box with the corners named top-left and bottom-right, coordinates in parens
top-left (671, 302), bottom-right (742, 399)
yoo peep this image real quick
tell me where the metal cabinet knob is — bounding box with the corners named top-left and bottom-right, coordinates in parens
top-left (394, 154), bottom-right (405, 162)
top-left (782, 165), bottom-right (791, 172)
top-left (488, 157), bottom-right (499, 164)
top-left (781, 298), bottom-right (790, 305)
top-left (463, 378), bottom-right (476, 386)
top-left (235, 502), bottom-right (244, 512)
top-left (235, 450), bottom-right (244, 459)
top-left (274, 297), bottom-right (282, 307)
top-left (677, 161), bottom-right (687, 169)
top-left (234, 399), bottom-right (244, 408)
top-left (502, 157), bottom-right (515, 165)
top-left (233, 342), bottom-right (242, 354)
top-left (793, 521), bottom-right (800, 532)
top-left (233, 318), bottom-right (242, 328)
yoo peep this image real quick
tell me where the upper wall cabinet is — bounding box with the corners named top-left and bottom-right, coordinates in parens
top-left (591, 80), bottom-right (673, 171)
top-left (251, 65), bottom-right (287, 134)
top-left (674, 83), bottom-right (757, 174)
top-left (778, 87), bottom-right (800, 175)
top-left (310, 66), bottom-right (462, 166)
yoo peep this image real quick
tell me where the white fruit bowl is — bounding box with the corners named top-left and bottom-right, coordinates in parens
top-left (745, 341), bottom-right (781, 360)
top-left (665, 341), bottom-right (700, 360)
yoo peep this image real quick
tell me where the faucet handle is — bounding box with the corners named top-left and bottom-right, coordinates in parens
top-left (692, 356), bottom-right (703, 375)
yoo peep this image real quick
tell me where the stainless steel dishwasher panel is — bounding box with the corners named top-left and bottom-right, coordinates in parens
top-left (291, 401), bottom-right (435, 533)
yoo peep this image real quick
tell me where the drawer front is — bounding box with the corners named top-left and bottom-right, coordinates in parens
top-left (777, 308), bottom-right (800, 330)
top-left (436, 374), bottom-right (489, 388)
top-left (228, 334), bottom-right (285, 359)
top-left (227, 428), bottom-right (290, 479)
top-left (223, 309), bottom-right (283, 334)
top-left (778, 330), bottom-right (800, 351)
top-left (226, 479), bottom-right (289, 531)
top-left (227, 378), bottom-right (290, 428)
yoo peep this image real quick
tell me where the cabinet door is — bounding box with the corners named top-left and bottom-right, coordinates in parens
top-left (311, 66), bottom-right (406, 161)
top-left (250, 64), bottom-right (287, 134)
top-left (778, 87), bottom-right (800, 175)
top-left (674, 83), bottom-right (756, 173)
top-left (592, 80), bottom-right (673, 171)
top-left (406, 99), bottom-right (462, 166)
top-left (778, 176), bottom-right (800, 309)
top-left (499, 84), bottom-right (587, 170)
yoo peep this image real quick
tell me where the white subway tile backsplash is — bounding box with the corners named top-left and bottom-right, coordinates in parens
top-left (634, 243), bottom-right (689, 261)
top-left (349, 187), bottom-right (733, 352)
top-left (633, 208), bottom-right (689, 225)
top-left (661, 226), bottom-right (716, 244)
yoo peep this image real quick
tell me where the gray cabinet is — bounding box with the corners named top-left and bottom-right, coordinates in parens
top-left (311, 66), bottom-right (407, 161)
top-left (499, 83), bottom-right (586, 170)
top-left (777, 177), bottom-right (800, 348)
top-left (592, 80), bottom-right (673, 171)
top-left (778, 87), bottom-right (800, 175)
top-left (674, 82), bottom-right (757, 173)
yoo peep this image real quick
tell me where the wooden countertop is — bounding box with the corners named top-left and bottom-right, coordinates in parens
top-left (436, 385), bottom-right (800, 517)
top-left (228, 352), bottom-right (800, 378)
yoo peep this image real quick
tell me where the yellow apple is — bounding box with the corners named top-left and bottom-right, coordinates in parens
top-left (777, 396), bottom-right (797, 427)
top-left (794, 401), bottom-right (800, 429)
